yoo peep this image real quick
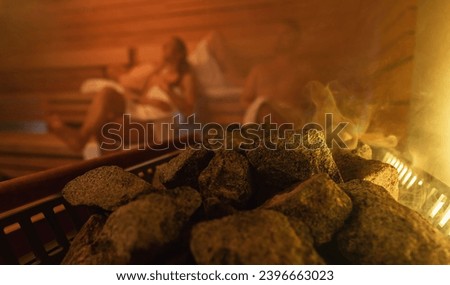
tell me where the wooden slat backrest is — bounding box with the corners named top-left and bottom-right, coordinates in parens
top-left (360, 1), bottom-right (416, 147)
top-left (0, 47), bottom-right (130, 126)
top-left (0, 48), bottom-right (130, 72)
top-left (0, 92), bottom-right (91, 123)
top-left (134, 41), bottom-right (197, 63)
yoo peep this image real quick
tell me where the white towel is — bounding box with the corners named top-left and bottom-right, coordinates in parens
top-left (242, 97), bottom-right (267, 124)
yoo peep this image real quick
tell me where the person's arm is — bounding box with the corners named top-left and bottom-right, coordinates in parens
top-left (119, 63), bottom-right (162, 94)
top-left (153, 72), bottom-right (196, 116)
top-left (140, 72), bottom-right (196, 115)
top-left (241, 67), bottom-right (259, 108)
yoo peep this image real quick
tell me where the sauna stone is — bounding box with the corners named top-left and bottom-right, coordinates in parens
top-left (246, 129), bottom-right (342, 203)
top-left (332, 150), bottom-right (399, 199)
top-left (151, 164), bottom-right (168, 191)
top-left (190, 210), bottom-right (324, 265)
top-left (159, 148), bottom-right (213, 189)
top-left (203, 129), bottom-right (247, 152)
top-left (286, 217), bottom-right (315, 246)
top-left (262, 173), bottom-right (352, 245)
top-left (337, 180), bottom-right (450, 264)
top-left (202, 124), bottom-right (272, 153)
top-left (198, 150), bottom-right (253, 216)
top-left (92, 187), bottom-right (201, 264)
top-left (293, 129), bottom-right (343, 183)
top-left (62, 166), bottom-right (152, 211)
top-left (62, 214), bottom-right (107, 265)
top-left (350, 141), bottom-right (372, 159)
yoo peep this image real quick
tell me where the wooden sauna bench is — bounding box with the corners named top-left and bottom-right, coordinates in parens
top-left (0, 41), bottom-right (246, 179)
top-left (0, 47), bottom-right (131, 179)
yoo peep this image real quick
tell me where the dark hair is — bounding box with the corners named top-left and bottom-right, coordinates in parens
top-left (171, 36), bottom-right (189, 71)
top-left (171, 37), bottom-right (187, 59)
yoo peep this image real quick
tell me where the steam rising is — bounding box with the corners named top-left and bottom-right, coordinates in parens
top-left (409, 0), bottom-right (450, 186)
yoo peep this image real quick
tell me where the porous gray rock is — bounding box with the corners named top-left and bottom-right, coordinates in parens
top-left (151, 164), bottom-right (168, 191)
top-left (100, 187), bottom-right (201, 264)
top-left (262, 173), bottom-right (352, 244)
top-left (337, 180), bottom-right (450, 264)
top-left (204, 129), bottom-right (250, 153)
top-left (333, 150), bottom-right (399, 199)
top-left (246, 129), bottom-right (342, 203)
top-left (351, 142), bottom-right (372, 159)
top-left (190, 210), bottom-right (324, 265)
top-left (198, 150), bottom-right (253, 216)
top-left (63, 187), bottom-right (202, 264)
top-left (61, 214), bottom-right (108, 265)
top-left (202, 124), bottom-right (269, 153)
top-left (159, 148), bottom-right (213, 189)
top-left (62, 166), bottom-right (152, 211)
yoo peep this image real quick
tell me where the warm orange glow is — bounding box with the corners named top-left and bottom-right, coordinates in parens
top-left (406, 175), bottom-right (417, 189)
top-left (428, 194), bottom-right (446, 218)
top-left (438, 206), bottom-right (450, 227)
top-left (410, 0), bottom-right (450, 186)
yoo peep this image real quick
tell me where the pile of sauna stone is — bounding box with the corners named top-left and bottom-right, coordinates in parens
top-left (61, 129), bottom-right (450, 265)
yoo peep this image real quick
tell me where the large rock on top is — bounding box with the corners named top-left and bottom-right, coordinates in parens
top-left (159, 148), bottom-right (213, 189)
top-left (190, 210), bottom-right (324, 265)
top-left (246, 129), bottom-right (342, 203)
top-left (262, 174), bottom-right (352, 245)
top-left (333, 150), bottom-right (399, 199)
top-left (64, 187), bottom-right (202, 264)
top-left (198, 150), bottom-right (253, 217)
top-left (337, 180), bottom-right (450, 264)
top-left (62, 166), bottom-right (151, 211)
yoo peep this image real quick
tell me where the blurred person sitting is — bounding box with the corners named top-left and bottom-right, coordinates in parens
top-left (47, 36), bottom-right (196, 152)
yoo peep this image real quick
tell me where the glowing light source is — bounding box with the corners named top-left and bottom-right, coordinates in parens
top-left (406, 175), bottom-right (418, 189)
top-left (401, 170), bottom-right (413, 185)
top-left (429, 194), bottom-right (446, 218)
top-left (383, 153), bottom-right (392, 163)
top-left (399, 167), bottom-right (408, 180)
top-left (409, 0), bottom-right (450, 188)
top-left (427, 187), bottom-right (438, 200)
top-left (378, 150), bottom-right (450, 235)
top-left (438, 205), bottom-right (450, 227)
top-left (393, 159), bottom-right (401, 169)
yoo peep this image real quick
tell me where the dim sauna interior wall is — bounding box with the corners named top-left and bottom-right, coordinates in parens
top-left (366, 1), bottom-right (416, 147)
top-left (0, 1), bottom-right (415, 138)
top-left (409, 0), bottom-right (450, 186)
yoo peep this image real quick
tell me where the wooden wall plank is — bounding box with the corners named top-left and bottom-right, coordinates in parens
top-left (0, 48), bottom-right (129, 71)
top-left (0, 133), bottom-right (81, 158)
top-left (380, 5), bottom-right (416, 42)
top-left (369, 34), bottom-right (415, 76)
top-left (0, 92), bottom-right (92, 124)
top-left (0, 155), bottom-right (80, 170)
top-left (0, 68), bottom-right (104, 92)
top-left (372, 60), bottom-right (415, 103)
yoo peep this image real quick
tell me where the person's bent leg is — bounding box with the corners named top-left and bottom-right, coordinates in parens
top-left (49, 87), bottom-right (125, 152)
top-left (79, 87), bottom-right (125, 142)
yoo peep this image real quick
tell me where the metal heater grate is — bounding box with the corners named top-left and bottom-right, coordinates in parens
top-left (376, 149), bottom-right (450, 237)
